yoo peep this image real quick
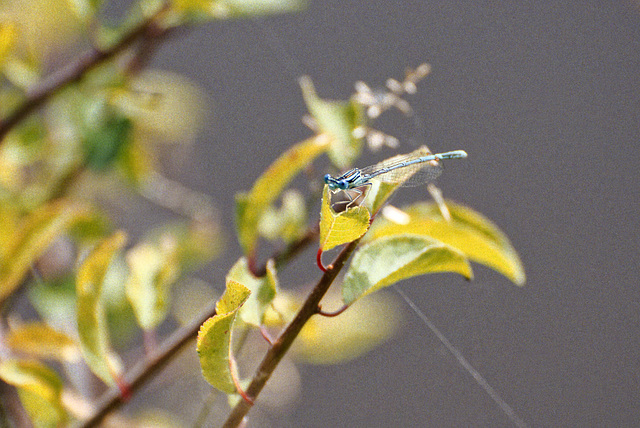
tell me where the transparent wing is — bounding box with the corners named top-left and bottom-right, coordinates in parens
top-left (360, 149), bottom-right (443, 187)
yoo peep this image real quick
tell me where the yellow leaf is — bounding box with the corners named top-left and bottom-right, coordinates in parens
top-left (236, 135), bottom-right (330, 254)
top-left (319, 187), bottom-right (370, 251)
top-left (292, 290), bottom-right (402, 365)
top-left (369, 201), bottom-right (525, 286)
top-left (0, 200), bottom-right (86, 304)
top-left (0, 21), bottom-right (17, 64)
top-left (76, 231), bottom-right (127, 385)
top-left (197, 280), bottom-right (251, 394)
top-left (7, 322), bottom-right (80, 362)
top-left (125, 240), bottom-right (180, 330)
top-left (0, 359), bottom-right (67, 428)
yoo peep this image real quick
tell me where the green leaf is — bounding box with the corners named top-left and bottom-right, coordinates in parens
top-left (76, 231), bottom-right (127, 385)
top-left (227, 257), bottom-right (277, 326)
top-left (319, 187), bottom-right (370, 251)
top-left (236, 135), bottom-right (330, 255)
top-left (125, 240), bottom-right (180, 330)
top-left (0, 359), bottom-right (67, 428)
top-left (369, 201), bottom-right (525, 286)
top-left (0, 200), bottom-right (86, 304)
top-left (258, 189), bottom-right (307, 243)
top-left (82, 115), bottom-right (133, 171)
top-left (197, 280), bottom-right (251, 394)
top-left (342, 234), bottom-right (472, 305)
top-left (299, 76), bottom-right (366, 169)
top-left (7, 322), bottom-right (80, 362)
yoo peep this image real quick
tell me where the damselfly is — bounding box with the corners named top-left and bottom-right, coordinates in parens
top-left (324, 149), bottom-right (467, 206)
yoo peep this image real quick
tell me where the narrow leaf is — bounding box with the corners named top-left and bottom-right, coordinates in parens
top-left (299, 76), bottom-right (366, 168)
top-left (76, 231), bottom-right (127, 385)
top-left (370, 201), bottom-right (525, 286)
top-left (227, 257), bottom-right (277, 326)
top-left (125, 241), bottom-right (180, 330)
top-left (319, 187), bottom-right (370, 251)
top-left (0, 200), bottom-right (86, 304)
top-left (197, 280), bottom-right (251, 394)
top-left (342, 234), bottom-right (472, 304)
top-left (172, 0), bottom-right (306, 20)
top-left (0, 359), bottom-right (67, 428)
top-left (7, 322), bottom-right (80, 362)
top-left (236, 135), bottom-right (330, 254)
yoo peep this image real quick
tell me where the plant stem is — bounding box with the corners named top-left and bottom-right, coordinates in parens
top-left (222, 238), bottom-right (361, 428)
top-left (78, 299), bottom-right (216, 428)
top-left (0, 4), bottom-right (170, 145)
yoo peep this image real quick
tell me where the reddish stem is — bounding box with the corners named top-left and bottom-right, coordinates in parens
top-left (316, 304), bottom-right (349, 317)
top-left (316, 248), bottom-right (328, 272)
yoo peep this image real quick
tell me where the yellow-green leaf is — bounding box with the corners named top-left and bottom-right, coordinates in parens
top-left (299, 76), bottom-right (366, 168)
top-left (0, 21), bottom-right (17, 64)
top-left (171, 0), bottom-right (306, 22)
top-left (0, 359), bottom-right (67, 428)
top-left (7, 322), bottom-right (80, 362)
top-left (0, 200), bottom-right (86, 304)
top-left (342, 234), bottom-right (472, 304)
top-left (291, 290), bottom-right (402, 365)
top-left (197, 280), bottom-right (251, 394)
top-left (125, 240), bottom-right (180, 330)
top-left (236, 135), bottom-right (330, 254)
top-left (369, 201), bottom-right (525, 286)
top-left (319, 187), bottom-right (370, 251)
top-left (76, 231), bottom-right (127, 385)
top-left (258, 189), bottom-right (307, 243)
top-left (227, 257), bottom-right (277, 326)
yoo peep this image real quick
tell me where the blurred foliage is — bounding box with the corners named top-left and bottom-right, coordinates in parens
top-left (0, 0), bottom-right (524, 425)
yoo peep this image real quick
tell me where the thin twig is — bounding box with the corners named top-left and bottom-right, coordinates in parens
top-left (0, 4), bottom-right (170, 144)
top-left (222, 238), bottom-right (361, 428)
top-left (79, 223), bottom-right (320, 426)
top-left (78, 299), bottom-right (217, 428)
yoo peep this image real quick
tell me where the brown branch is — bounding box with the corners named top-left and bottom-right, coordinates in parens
top-left (0, 4), bottom-right (170, 144)
top-left (222, 238), bottom-right (361, 428)
top-left (78, 299), bottom-right (217, 428)
top-left (79, 224), bottom-right (320, 426)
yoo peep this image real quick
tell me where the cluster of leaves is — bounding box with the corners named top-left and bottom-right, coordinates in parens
top-left (0, 0), bottom-right (524, 427)
top-left (0, 0), bottom-right (304, 426)
top-left (199, 60), bottom-right (525, 426)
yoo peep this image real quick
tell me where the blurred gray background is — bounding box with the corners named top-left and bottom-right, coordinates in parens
top-left (113, 0), bottom-right (640, 426)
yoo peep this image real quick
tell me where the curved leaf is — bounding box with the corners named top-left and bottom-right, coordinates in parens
top-left (0, 200), bottom-right (87, 304)
top-left (299, 76), bottom-right (366, 168)
top-left (370, 201), bottom-right (525, 286)
top-left (7, 322), bottom-right (80, 362)
top-left (227, 257), bottom-right (277, 326)
top-left (236, 135), bottom-right (330, 254)
top-left (197, 280), bottom-right (251, 394)
top-left (319, 187), bottom-right (370, 251)
top-left (76, 231), bottom-right (127, 385)
top-left (125, 240), bottom-right (180, 330)
top-left (342, 234), bottom-right (472, 305)
top-left (0, 359), bottom-right (67, 428)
